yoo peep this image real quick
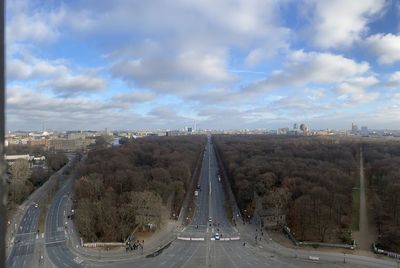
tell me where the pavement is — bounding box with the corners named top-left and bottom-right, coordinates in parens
top-left (6, 204), bottom-right (40, 268)
top-left (353, 147), bottom-right (377, 250)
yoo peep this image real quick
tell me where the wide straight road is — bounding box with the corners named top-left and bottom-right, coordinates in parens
top-left (6, 204), bottom-right (40, 268)
top-left (180, 135), bottom-right (237, 240)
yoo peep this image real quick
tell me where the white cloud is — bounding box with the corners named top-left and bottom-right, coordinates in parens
top-left (387, 71), bottom-right (400, 87)
top-left (306, 0), bottom-right (386, 48)
top-left (6, 2), bottom-right (66, 45)
top-left (246, 50), bottom-right (370, 92)
top-left (336, 76), bottom-right (380, 103)
top-left (7, 54), bottom-right (68, 80)
top-left (112, 51), bottom-right (235, 93)
top-left (365, 33), bottom-right (400, 64)
top-left (6, 86), bottom-right (152, 130)
top-left (40, 74), bottom-right (107, 97)
top-left (112, 91), bottom-right (156, 104)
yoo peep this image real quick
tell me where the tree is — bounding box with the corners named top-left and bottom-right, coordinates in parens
top-left (10, 159), bottom-right (31, 181)
top-left (131, 191), bottom-right (162, 229)
top-left (9, 159), bottom-right (32, 204)
top-left (45, 152), bottom-right (68, 172)
top-left (73, 135), bottom-right (206, 241)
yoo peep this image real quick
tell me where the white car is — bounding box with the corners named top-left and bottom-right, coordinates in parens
top-left (208, 217), bottom-right (212, 222)
top-left (34, 203), bottom-right (38, 208)
top-left (214, 233), bottom-right (220, 240)
top-left (308, 256), bottom-right (319, 261)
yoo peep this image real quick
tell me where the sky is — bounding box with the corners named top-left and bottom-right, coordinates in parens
top-left (5, 0), bottom-right (400, 131)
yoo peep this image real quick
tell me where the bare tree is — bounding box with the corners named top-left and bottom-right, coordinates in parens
top-left (9, 159), bottom-right (32, 204)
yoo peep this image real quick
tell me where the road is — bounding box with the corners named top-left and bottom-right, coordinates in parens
top-left (5, 155), bottom-right (76, 268)
top-left (45, 174), bottom-right (81, 268)
top-left (42, 137), bottom-right (399, 268)
top-left (6, 204), bottom-right (40, 268)
top-left (354, 147), bottom-right (376, 250)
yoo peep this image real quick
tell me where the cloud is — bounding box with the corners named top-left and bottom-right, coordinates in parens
top-left (111, 51), bottom-right (235, 93)
top-left (111, 91), bottom-right (156, 104)
top-left (336, 76), bottom-right (380, 103)
top-left (7, 54), bottom-right (68, 80)
top-left (306, 0), bottom-right (386, 48)
top-left (246, 50), bottom-right (370, 92)
top-left (387, 71), bottom-right (400, 87)
top-left (6, 86), bottom-right (152, 130)
top-left (365, 33), bottom-right (400, 64)
top-left (188, 88), bottom-right (250, 104)
top-left (6, 2), bottom-right (66, 45)
top-left (40, 74), bottom-right (107, 97)
top-left (64, 0), bottom-right (291, 92)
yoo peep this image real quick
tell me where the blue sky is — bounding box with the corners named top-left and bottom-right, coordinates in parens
top-left (6, 0), bottom-right (400, 131)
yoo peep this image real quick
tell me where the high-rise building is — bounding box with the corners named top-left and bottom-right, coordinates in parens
top-left (351, 123), bottom-right (358, 134)
top-left (361, 126), bottom-right (369, 136)
top-left (293, 123), bottom-right (298, 130)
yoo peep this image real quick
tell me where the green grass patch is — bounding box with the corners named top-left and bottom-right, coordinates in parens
top-left (351, 188), bottom-right (360, 231)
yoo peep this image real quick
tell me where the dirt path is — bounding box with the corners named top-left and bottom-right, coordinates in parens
top-left (353, 147), bottom-right (376, 251)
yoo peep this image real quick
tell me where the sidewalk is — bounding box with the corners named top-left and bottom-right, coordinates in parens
top-left (236, 219), bottom-right (397, 265)
top-left (63, 215), bottom-right (180, 262)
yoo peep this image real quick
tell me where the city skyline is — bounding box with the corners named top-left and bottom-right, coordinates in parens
top-left (6, 0), bottom-right (400, 131)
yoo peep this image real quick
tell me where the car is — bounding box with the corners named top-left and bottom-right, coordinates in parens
top-left (208, 217), bottom-right (212, 222)
top-left (308, 256), bottom-right (319, 261)
top-left (34, 203), bottom-right (38, 208)
top-left (215, 233), bottom-right (220, 240)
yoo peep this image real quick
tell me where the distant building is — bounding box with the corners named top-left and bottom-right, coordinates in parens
top-left (299, 123), bottom-right (309, 135)
top-left (277, 128), bottom-right (289, 135)
top-left (361, 126), bottom-right (369, 137)
top-left (67, 132), bottom-right (87, 140)
top-left (166, 130), bottom-right (181, 136)
top-left (293, 123), bottom-right (298, 130)
top-left (258, 208), bottom-right (286, 229)
top-left (5, 154), bottom-right (31, 161)
top-left (48, 138), bottom-right (94, 151)
top-left (5, 154), bottom-right (46, 168)
top-left (187, 127), bottom-right (193, 133)
top-left (351, 123), bottom-right (358, 134)
top-left (28, 139), bottom-right (48, 147)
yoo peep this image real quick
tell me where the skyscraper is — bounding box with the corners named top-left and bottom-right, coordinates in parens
top-left (351, 123), bottom-right (358, 134)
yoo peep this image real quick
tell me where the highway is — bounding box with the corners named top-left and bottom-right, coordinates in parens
top-left (41, 137), bottom-right (399, 268)
top-left (45, 174), bottom-right (81, 268)
top-left (5, 155), bottom-right (77, 268)
top-left (6, 204), bottom-right (40, 268)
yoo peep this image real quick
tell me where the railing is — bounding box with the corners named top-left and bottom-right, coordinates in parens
top-left (283, 226), bottom-right (355, 250)
top-left (372, 243), bottom-right (400, 260)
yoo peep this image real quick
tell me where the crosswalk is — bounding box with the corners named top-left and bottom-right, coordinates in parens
top-left (177, 236), bottom-right (240, 241)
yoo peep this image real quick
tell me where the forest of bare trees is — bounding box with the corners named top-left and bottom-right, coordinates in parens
top-left (363, 141), bottom-right (400, 252)
top-left (6, 145), bottom-right (68, 208)
top-left (73, 136), bottom-right (205, 242)
top-left (213, 135), bottom-right (359, 243)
